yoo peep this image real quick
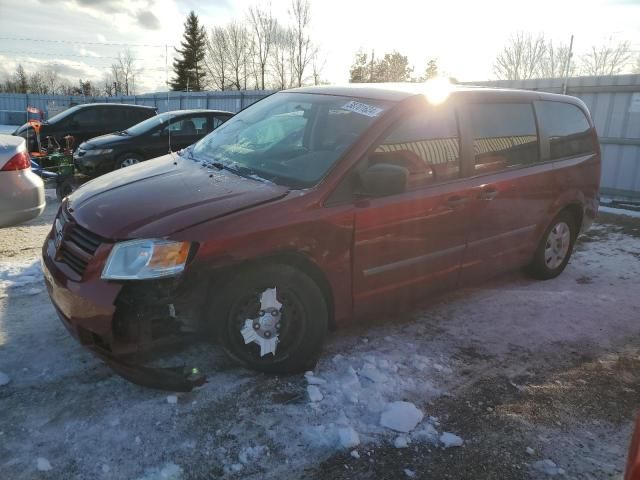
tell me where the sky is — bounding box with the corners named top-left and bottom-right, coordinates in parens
top-left (0, 0), bottom-right (639, 93)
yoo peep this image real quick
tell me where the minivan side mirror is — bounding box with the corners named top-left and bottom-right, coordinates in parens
top-left (360, 163), bottom-right (408, 197)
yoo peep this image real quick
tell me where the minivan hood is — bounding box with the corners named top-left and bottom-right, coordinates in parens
top-left (82, 133), bottom-right (131, 149)
top-left (67, 154), bottom-right (289, 239)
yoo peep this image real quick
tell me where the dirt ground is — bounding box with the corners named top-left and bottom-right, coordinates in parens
top-left (1, 196), bottom-right (639, 480)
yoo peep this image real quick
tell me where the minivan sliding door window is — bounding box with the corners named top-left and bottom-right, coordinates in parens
top-left (468, 103), bottom-right (539, 174)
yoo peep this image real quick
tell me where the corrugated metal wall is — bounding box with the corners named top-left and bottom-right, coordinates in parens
top-left (0, 90), bottom-right (271, 124)
top-left (465, 74), bottom-right (640, 202)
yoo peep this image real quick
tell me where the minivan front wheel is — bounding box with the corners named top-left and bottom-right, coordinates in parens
top-left (211, 264), bottom-right (328, 373)
top-left (525, 211), bottom-right (577, 280)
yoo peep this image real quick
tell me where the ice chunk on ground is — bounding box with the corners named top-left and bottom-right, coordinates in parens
top-left (412, 423), bottom-right (439, 443)
top-left (350, 450), bottom-right (360, 459)
top-left (532, 459), bottom-right (564, 476)
top-left (0, 371), bottom-right (9, 386)
top-left (394, 435), bottom-right (410, 448)
top-left (380, 401), bottom-right (424, 433)
top-left (338, 426), bottom-right (360, 449)
top-left (36, 457), bottom-right (52, 471)
top-left (526, 446), bottom-right (535, 455)
top-left (404, 469), bottom-right (416, 478)
top-left (440, 432), bottom-right (463, 448)
top-left (360, 363), bottom-right (387, 383)
top-left (307, 385), bottom-right (323, 402)
top-left (304, 371), bottom-right (327, 385)
top-left (167, 395), bottom-right (178, 404)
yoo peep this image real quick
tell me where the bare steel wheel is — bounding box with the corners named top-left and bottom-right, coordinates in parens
top-left (211, 264), bottom-right (328, 373)
top-left (525, 211), bottom-right (577, 280)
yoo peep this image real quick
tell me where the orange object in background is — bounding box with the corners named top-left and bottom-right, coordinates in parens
top-left (626, 415), bottom-right (640, 480)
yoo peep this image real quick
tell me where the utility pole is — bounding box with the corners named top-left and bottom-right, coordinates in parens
top-left (562, 34), bottom-right (574, 95)
top-left (370, 49), bottom-right (375, 82)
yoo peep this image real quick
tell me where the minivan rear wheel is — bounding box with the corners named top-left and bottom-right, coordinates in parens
top-left (525, 211), bottom-right (577, 280)
top-left (210, 264), bottom-right (328, 374)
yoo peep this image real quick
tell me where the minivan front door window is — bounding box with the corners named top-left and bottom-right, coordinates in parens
top-left (191, 93), bottom-right (390, 188)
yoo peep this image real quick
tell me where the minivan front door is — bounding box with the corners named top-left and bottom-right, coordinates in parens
top-left (350, 106), bottom-right (472, 316)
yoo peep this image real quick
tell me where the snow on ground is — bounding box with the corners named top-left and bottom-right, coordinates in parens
top-left (600, 205), bottom-right (640, 219)
top-left (1, 208), bottom-right (640, 479)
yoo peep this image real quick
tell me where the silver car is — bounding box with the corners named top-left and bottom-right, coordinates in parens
top-left (0, 134), bottom-right (45, 227)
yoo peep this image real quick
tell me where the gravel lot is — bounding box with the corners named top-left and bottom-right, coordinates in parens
top-left (1, 194), bottom-right (639, 480)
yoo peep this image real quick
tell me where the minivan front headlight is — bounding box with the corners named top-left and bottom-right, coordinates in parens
top-left (102, 239), bottom-right (192, 280)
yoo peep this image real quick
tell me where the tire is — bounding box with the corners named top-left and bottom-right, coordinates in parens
top-left (56, 177), bottom-right (76, 201)
top-left (525, 211), bottom-right (577, 280)
top-left (117, 153), bottom-right (143, 169)
top-left (210, 264), bottom-right (328, 374)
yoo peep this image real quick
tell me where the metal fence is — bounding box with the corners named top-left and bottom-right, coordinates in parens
top-left (0, 90), bottom-right (272, 125)
top-left (464, 74), bottom-right (640, 203)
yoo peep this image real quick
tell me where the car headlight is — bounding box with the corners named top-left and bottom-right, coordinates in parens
top-left (102, 239), bottom-right (192, 280)
top-left (85, 148), bottom-right (113, 155)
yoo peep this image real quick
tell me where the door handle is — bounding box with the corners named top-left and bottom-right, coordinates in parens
top-left (478, 187), bottom-right (499, 201)
top-left (447, 195), bottom-right (469, 208)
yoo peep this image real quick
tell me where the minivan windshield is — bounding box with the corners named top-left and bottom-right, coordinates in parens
top-left (190, 92), bottom-right (391, 188)
top-left (124, 112), bottom-right (175, 136)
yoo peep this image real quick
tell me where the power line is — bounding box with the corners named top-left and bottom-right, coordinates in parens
top-left (0, 50), bottom-right (152, 61)
top-left (0, 36), bottom-right (172, 48)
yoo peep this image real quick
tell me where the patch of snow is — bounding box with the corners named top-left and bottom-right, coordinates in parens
top-left (440, 432), bottom-right (464, 448)
top-left (0, 371), bottom-right (10, 386)
top-left (599, 206), bottom-right (640, 219)
top-left (394, 435), bottom-right (410, 448)
top-left (238, 445), bottom-right (268, 464)
top-left (532, 459), bottom-right (564, 476)
top-left (404, 468), bottom-right (416, 478)
top-left (380, 401), bottom-right (424, 433)
top-left (412, 422), bottom-right (439, 444)
top-left (360, 362), bottom-right (387, 383)
top-left (526, 446), bottom-right (535, 455)
top-left (350, 450), bottom-right (360, 459)
top-left (135, 463), bottom-right (184, 480)
top-left (36, 457), bottom-right (52, 471)
top-left (307, 385), bottom-right (323, 402)
top-left (338, 426), bottom-right (360, 449)
top-left (166, 395), bottom-right (178, 405)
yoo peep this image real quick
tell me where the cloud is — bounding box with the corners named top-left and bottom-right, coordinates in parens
top-left (136, 10), bottom-right (160, 29)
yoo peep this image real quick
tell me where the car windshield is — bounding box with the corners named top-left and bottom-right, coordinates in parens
top-left (190, 92), bottom-right (391, 188)
top-left (124, 112), bottom-right (175, 136)
top-left (46, 105), bottom-right (83, 124)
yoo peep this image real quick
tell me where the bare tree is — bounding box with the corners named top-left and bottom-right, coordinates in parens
top-left (248, 4), bottom-right (277, 90)
top-left (289, 0), bottom-right (314, 87)
top-left (111, 48), bottom-right (139, 95)
top-left (311, 48), bottom-right (325, 85)
top-left (270, 24), bottom-right (294, 90)
top-left (205, 26), bottom-right (230, 90)
top-left (28, 71), bottom-right (48, 94)
top-left (494, 33), bottom-right (547, 80)
top-left (42, 66), bottom-right (61, 94)
top-left (581, 40), bottom-right (633, 76)
top-left (225, 21), bottom-right (250, 90)
top-left (540, 41), bottom-right (574, 78)
top-left (635, 54), bottom-right (640, 74)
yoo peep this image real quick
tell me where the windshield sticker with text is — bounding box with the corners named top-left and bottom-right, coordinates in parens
top-left (341, 101), bottom-right (384, 118)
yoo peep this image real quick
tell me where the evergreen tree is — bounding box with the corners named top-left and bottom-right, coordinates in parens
top-left (171, 11), bottom-right (207, 91)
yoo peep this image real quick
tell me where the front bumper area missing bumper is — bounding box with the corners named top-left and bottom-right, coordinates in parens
top-left (43, 236), bottom-right (210, 392)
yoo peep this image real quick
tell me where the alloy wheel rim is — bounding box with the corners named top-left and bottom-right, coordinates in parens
top-left (544, 221), bottom-right (571, 270)
top-left (120, 158), bottom-right (139, 168)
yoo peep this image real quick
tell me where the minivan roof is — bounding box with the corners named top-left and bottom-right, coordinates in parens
top-left (73, 103), bottom-right (156, 110)
top-left (288, 83), bottom-right (586, 107)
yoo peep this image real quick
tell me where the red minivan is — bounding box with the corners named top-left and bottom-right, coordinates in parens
top-left (42, 84), bottom-right (600, 389)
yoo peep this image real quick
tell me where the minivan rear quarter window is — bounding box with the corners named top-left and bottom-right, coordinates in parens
top-left (535, 101), bottom-right (595, 159)
top-left (469, 103), bottom-right (539, 173)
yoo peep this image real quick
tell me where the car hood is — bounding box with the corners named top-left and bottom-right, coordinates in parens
top-left (82, 133), bottom-right (132, 149)
top-left (13, 122), bottom-right (50, 136)
top-left (67, 154), bottom-right (290, 239)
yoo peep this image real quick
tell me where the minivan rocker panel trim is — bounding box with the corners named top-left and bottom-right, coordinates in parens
top-left (68, 154), bottom-right (290, 239)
